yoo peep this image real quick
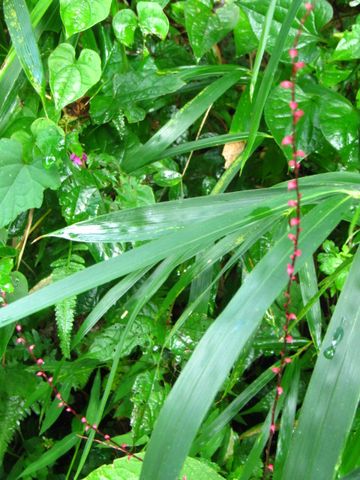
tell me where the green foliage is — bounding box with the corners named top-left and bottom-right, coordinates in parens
top-left (0, 1), bottom-right (359, 479)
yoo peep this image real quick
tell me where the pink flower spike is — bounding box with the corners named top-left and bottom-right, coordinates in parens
top-left (289, 48), bottom-right (298, 59)
top-left (305, 2), bottom-right (313, 11)
top-left (290, 217), bottom-right (300, 227)
top-left (287, 264), bottom-right (294, 276)
top-left (295, 150), bottom-right (306, 157)
top-left (270, 424), bottom-right (276, 434)
top-left (288, 233), bottom-right (296, 242)
top-left (70, 153), bottom-right (82, 166)
top-left (36, 358), bottom-right (44, 365)
top-left (16, 324), bottom-right (22, 332)
top-left (289, 101), bottom-right (298, 111)
top-left (272, 367), bottom-right (281, 374)
top-left (294, 61), bottom-right (306, 72)
top-left (288, 179), bottom-right (297, 190)
top-left (286, 313), bottom-right (297, 320)
top-left (285, 335), bottom-right (294, 343)
top-left (81, 417), bottom-right (87, 424)
top-left (284, 357), bottom-right (292, 364)
top-left (104, 434), bottom-right (111, 441)
top-left (277, 386), bottom-right (284, 395)
top-left (267, 464), bottom-right (274, 472)
top-left (282, 135), bottom-right (294, 146)
top-left (280, 80), bottom-right (294, 89)
top-left (288, 199), bottom-right (297, 207)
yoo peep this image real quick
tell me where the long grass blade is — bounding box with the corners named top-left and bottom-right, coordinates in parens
top-left (140, 196), bottom-right (351, 480)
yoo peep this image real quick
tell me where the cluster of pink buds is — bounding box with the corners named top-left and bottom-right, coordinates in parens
top-left (264, 2), bottom-right (314, 477)
top-left (14, 324), bottom-right (143, 462)
top-left (70, 152), bottom-right (87, 166)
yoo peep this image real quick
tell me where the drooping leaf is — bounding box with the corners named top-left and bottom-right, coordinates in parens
top-left (0, 139), bottom-right (60, 228)
top-left (112, 9), bottom-right (138, 47)
top-left (60, 0), bottom-right (112, 37)
top-left (137, 2), bottom-right (169, 40)
top-left (184, 0), bottom-right (240, 59)
top-left (49, 43), bottom-right (101, 110)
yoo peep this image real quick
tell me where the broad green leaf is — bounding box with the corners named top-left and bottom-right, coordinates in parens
top-left (112, 9), bottom-right (138, 47)
top-left (332, 16), bottom-right (360, 61)
top-left (3, 0), bottom-right (45, 96)
top-left (153, 169), bottom-right (182, 187)
top-left (0, 139), bottom-right (60, 228)
top-left (140, 196), bottom-right (350, 480)
top-left (137, 2), bottom-right (169, 40)
top-left (83, 454), bottom-right (225, 480)
top-left (184, 0), bottom-right (240, 59)
top-left (282, 245), bottom-right (360, 480)
top-left (60, 0), bottom-right (112, 37)
top-left (49, 43), bottom-right (101, 110)
top-left (233, 7), bottom-right (258, 56)
top-left (240, 0), bottom-right (333, 61)
top-left (31, 117), bottom-right (66, 168)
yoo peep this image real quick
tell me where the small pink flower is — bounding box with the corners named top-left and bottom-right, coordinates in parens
top-left (121, 443), bottom-right (128, 449)
top-left (295, 150), bottom-right (306, 158)
top-left (16, 337), bottom-right (25, 344)
top-left (70, 153), bottom-right (82, 166)
top-left (267, 464), bottom-right (274, 472)
top-left (272, 367), bottom-right (281, 374)
top-left (305, 2), bottom-right (313, 11)
top-left (92, 424), bottom-right (97, 430)
top-left (277, 386), bottom-right (284, 395)
top-left (270, 424), bottom-right (276, 434)
top-left (288, 199), bottom-right (297, 207)
top-left (294, 249), bottom-right (302, 257)
top-left (288, 179), bottom-right (297, 190)
top-left (282, 135), bottom-right (294, 146)
top-left (280, 80), bottom-right (294, 89)
top-left (56, 393), bottom-right (61, 399)
top-left (294, 109), bottom-right (305, 123)
top-left (289, 48), bottom-right (298, 58)
top-left (286, 313), bottom-right (297, 320)
top-left (58, 402), bottom-right (64, 408)
top-left (81, 417), bottom-right (87, 424)
top-left (285, 335), bottom-right (293, 343)
top-left (288, 233), bottom-right (296, 242)
top-left (290, 217), bottom-right (300, 227)
top-left (287, 264), bottom-right (294, 276)
top-left (294, 61), bottom-right (305, 72)
top-left (16, 324), bottom-right (22, 332)
top-left (36, 371), bottom-right (44, 377)
top-left (82, 153), bottom-right (87, 162)
top-left (48, 377), bottom-right (53, 383)
top-left (284, 357), bottom-right (292, 364)
top-left (289, 101), bottom-right (298, 110)
top-left (85, 425), bottom-right (90, 432)
top-left (66, 407), bottom-right (72, 412)
top-left (36, 358), bottom-right (44, 365)
top-left (104, 434), bottom-right (111, 441)
top-left (28, 344), bottom-right (35, 352)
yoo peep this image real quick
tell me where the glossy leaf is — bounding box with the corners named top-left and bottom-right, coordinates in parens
top-left (3, 0), bottom-right (45, 96)
top-left (332, 16), bottom-right (360, 61)
top-left (137, 2), bottom-right (169, 40)
top-left (112, 9), bottom-right (138, 47)
top-left (0, 139), bottom-right (60, 228)
top-left (60, 0), bottom-right (112, 37)
top-left (83, 454), bottom-right (225, 480)
top-left (184, 0), bottom-right (240, 59)
top-left (140, 196), bottom-right (351, 480)
top-left (49, 43), bottom-right (101, 110)
top-left (282, 245), bottom-right (360, 480)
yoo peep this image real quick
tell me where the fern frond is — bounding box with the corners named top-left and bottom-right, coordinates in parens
top-left (0, 395), bottom-right (28, 465)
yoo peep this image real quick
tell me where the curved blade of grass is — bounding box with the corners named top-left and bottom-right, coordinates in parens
top-left (282, 244), bottom-right (360, 480)
top-left (19, 433), bottom-right (79, 478)
top-left (249, 0), bottom-right (277, 100)
top-left (4, 0), bottom-right (45, 97)
top-left (0, 198), bottom-right (290, 328)
top-left (299, 258), bottom-right (322, 351)
top-left (45, 171), bottom-right (360, 243)
top-left (122, 71), bottom-right (244, 172)
top-left (157, 132), bottom-right (271, 160)
top-left (212, 0), bottom-right (304, 194)
top-left (140, 196), bottom-right (351, 480)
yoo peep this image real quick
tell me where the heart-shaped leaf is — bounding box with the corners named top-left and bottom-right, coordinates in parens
top-left (137, 2), bottom-right (169, 40)
top-left (113, 9), bottom-right (138, 47)
top-left (0, 139), bottom-right (60, 228)
top-left (60, 0), bottom-right (112, 37)
top-left (184, 0), bottom-right (240, 59)
top-left (49, 43), bottom-right (101, 110)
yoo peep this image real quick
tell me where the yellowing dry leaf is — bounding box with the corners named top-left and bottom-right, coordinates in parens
top-left (222, 141), bottom-right (246, 169)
